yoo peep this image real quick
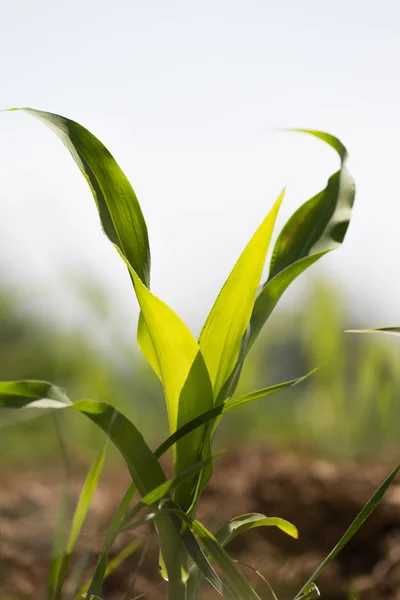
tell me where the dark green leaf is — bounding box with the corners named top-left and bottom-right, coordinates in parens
top-left (170, 505), bottom-right (262, 600)
top-left (247, 131), bottom-right (355, 356)
top-left (0, 380), bottom-right (70, 408)
top-left (19, 108), bottom-right (151, 287)
top-left (156, 368), bottom-right (316, 458)
top-left (0, 384), bottom-right (186, 587)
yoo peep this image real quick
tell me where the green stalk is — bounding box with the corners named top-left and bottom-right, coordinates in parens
top-left (157, 515), bottom-right (188, 600)
top-left (168, 577), bottom-right (187, 600)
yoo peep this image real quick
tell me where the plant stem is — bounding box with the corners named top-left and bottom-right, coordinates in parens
top-left (168, 577), bottom-right (187, 600)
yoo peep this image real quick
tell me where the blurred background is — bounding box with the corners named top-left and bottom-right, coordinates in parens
top-left (2, 3), bottom-right (400, 598)
top-left (1, 273), bottom-right (400, 465)
top-left (2, 0), bottom-right (400, 465)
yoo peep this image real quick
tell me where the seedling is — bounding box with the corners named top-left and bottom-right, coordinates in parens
top-left (1, 109), bottom-right (397, 599)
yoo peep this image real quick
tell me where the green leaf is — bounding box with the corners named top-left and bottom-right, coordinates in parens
top-left (0, 384), bottom-right (186, 587)
top-left (12, 108), bottom-right (214, 510)
top-left (76, 539), bottom-right (141, 600)
top-left (155, 368), bottom-right (317, 458)
top-left (86, 482), bottom-right (138, 597)
top-left (72, 400), bottom-right (188, 584)
top-left (121, 256), bottom-right (213, 436)
top-left (0, 380), bottom-right (71, 408)
top-left (72, 400), bottom-right (167, 497)
top-left (53, 445), bottom-right (108, 600)
top-left (176, 520), bottom-right (235, 599)
top-left (347, 327), bottom-right (400, 336)
top-left (169, 504), bottom-right (262, 600)
top-left (214, 513), bottom-right (298, 547)
top-left (188, 513), bottom-right (297, 597)
top-left (124, 454), bottom-right (220, 526)
top-left (174, 352), bottom-right (215, 511)
top-left (199, 190), bottom-right (284, 399)
top-left (297, 583), bottom-right (320, 599)
top-left (247, 131), bottom-right (355, 352)
top-left (268, 131), bottom-right (353, 280)
top-left (247, 252), bottom-right (328, 351)
top-left (67, 446), bottom-right (107, 554)
top-left (16, 108), bottom-right (151, 287)
top-left (48, 484), bottom-right (68, 600)
top-left (119, 251), bottom-right (214, 510)
top-left (293, 462), bottom-right (400, 599)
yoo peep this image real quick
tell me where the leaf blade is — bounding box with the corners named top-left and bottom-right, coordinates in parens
top-left (214, 513), bottom-right (298, 547)
top-left (19, 108), bottom-right (151, 286)
top-left (247, 131), bottom-right (355, 357)
top-left (199, 190), bottom-right (284, 398)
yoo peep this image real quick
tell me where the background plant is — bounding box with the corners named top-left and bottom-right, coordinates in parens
top-left (1, 109), bottom-right (397, 600)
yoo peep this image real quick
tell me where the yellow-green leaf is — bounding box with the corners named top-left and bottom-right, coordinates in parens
top-left (199, 190), bottom-right (284, 399)
top-left (123, 257), bottom-right (212, 435)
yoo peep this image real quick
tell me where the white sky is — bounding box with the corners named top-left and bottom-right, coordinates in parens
top-left (1, 0), bottom-right (399, 337)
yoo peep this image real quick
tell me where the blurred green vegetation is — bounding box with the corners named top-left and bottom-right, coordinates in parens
top-left (1, 276), bottom-right (399, 465)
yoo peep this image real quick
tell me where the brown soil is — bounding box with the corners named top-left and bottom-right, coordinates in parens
top-left (1, 445), bottom-right (400, 600)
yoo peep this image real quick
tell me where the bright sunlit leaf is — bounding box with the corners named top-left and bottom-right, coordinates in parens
top-left (199, 190), bottom-right (284, 399)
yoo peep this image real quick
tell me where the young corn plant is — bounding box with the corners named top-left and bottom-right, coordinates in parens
top-left (1, 109), bottom-right (398, 600)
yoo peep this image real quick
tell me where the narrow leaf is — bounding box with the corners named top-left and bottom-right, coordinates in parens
top-left (269, 131), bottom-right (353, 280)
top-left (121, 254), bottom-right (213, 436)
top-left (77, 539), bottom-right (141, 600)
top-left (48, 485), bottom-right (68, 600)
top-left (297, 583), bottom-right (320, 599)
top-left (178, 524), bottom-right (235, 599)
top-left (188, 513), bottom-right (297, 596)
top-left (0, 384), bottom-right (186, 587)
top-left (67, 446), bottom-right (107, 554)
top-left (185, 515), bottom-right (262, 599)
top-left (124, 454), bottom-right (219, 526)
top-left (347, 327), bottom-right (400, 336)
top-left (86, 483), bottom-right (138, 597)
top-left (214, 513), bottom-right (298, 547)
top-left (18, 108), bottom-right (151, 287)
top-left (155, 368), bottom-right (316, 458)
top-left (199, 190), bottom-right (284, 398)
top-left (120, 251), bottom-right (214, 510)
top-left (293, 462), bottom-right (400, 599)
top-left (248, 131), bottom-right (355, 353)
top-left (54, 445), bottom-right (107, 599)
top-left (0, 380), bottom-right (70, 408)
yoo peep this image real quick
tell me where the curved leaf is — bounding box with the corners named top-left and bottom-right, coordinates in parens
top-left (247, 252), bottom-right (328, 350)
top-left (0, 380), bottom-right (71, 408)
top-left (187, 513), bottom-right (297, 597)
top-left (214, 513), bottom-right (298, 547)
top-left (249, 131), bottom-right (355, 352)
top-left (119, 251), bottom-right (214, 510)
top-left (167, 503), bottom-right (262, 600)
top-left (17, 108), bottom-right (151, 287)
top-left (199, 190), bottom-right (284, 399)
top-left (269, 131), bottom-right (353, 279)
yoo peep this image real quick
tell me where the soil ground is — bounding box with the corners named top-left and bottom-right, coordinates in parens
top-left (2, 445), bottom-right (400, 600)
